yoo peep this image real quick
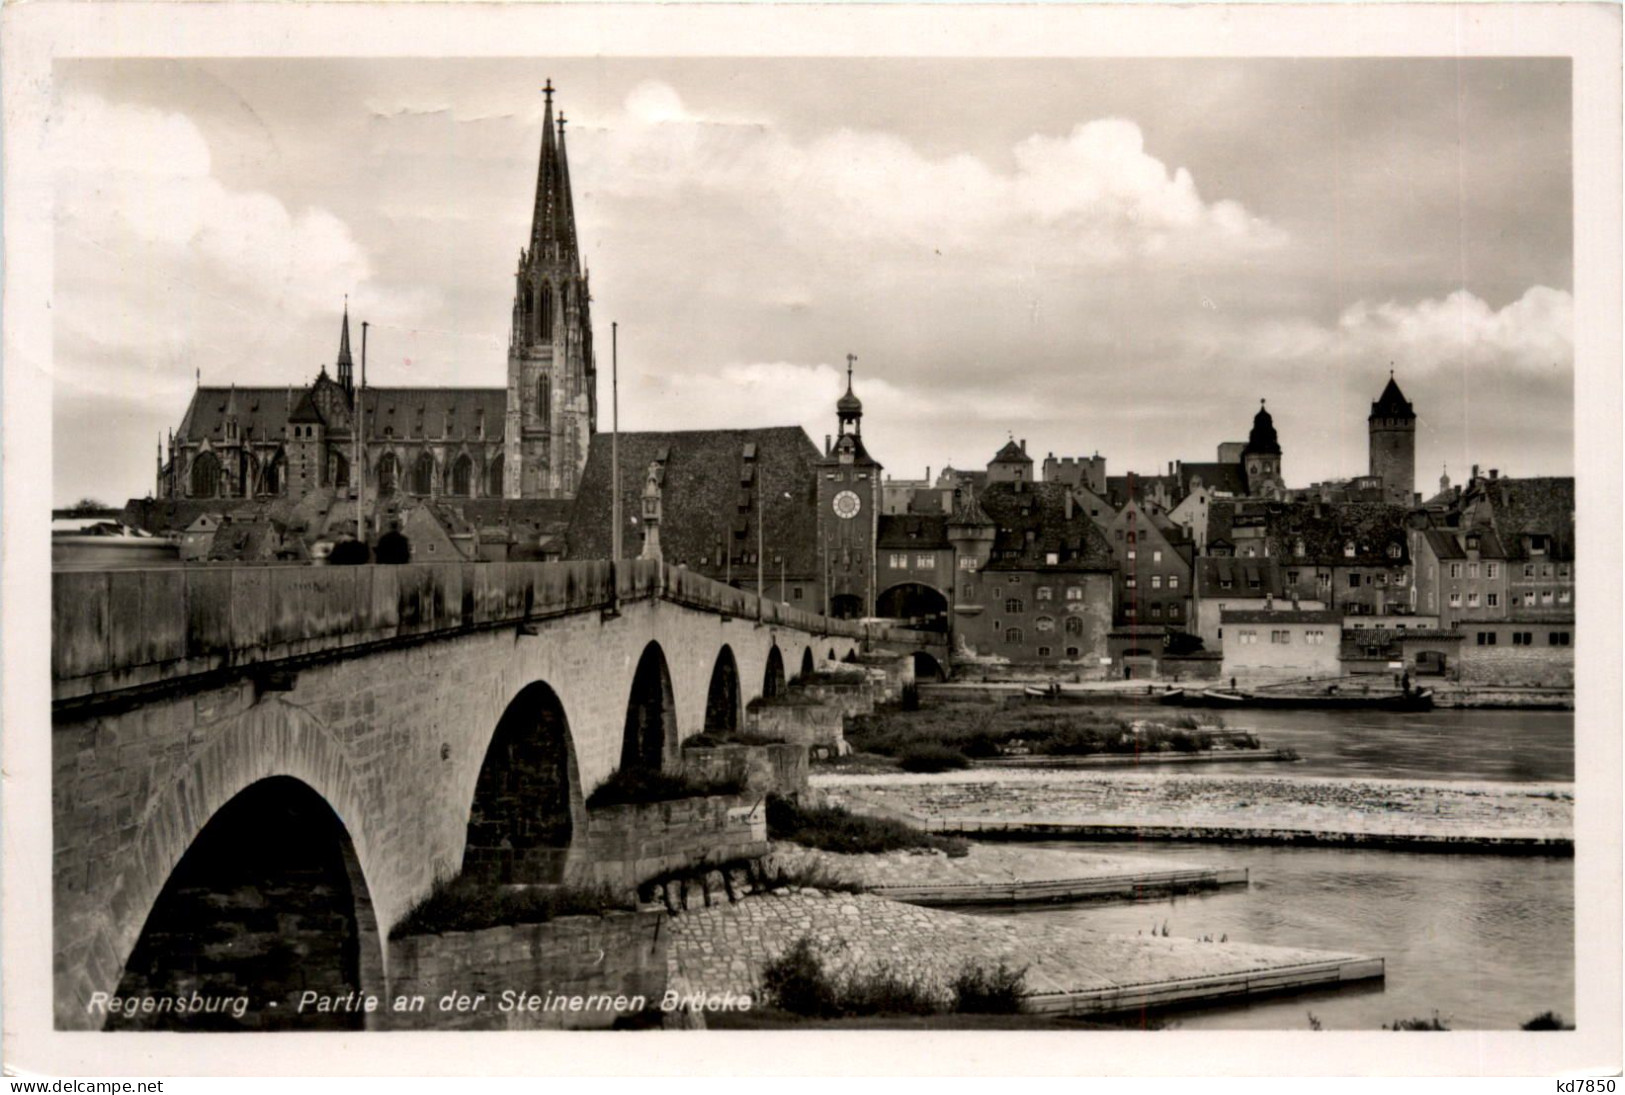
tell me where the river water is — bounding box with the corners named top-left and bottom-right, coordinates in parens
top-left (1100, 704), bottom-right (1574, 783)
top-left (976, 707), bottom-right (1576, 1030)
top-left (991, 840), bottom-right (1574, 1031)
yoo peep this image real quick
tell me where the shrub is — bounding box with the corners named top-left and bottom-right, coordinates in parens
top-left (950, 961), bottom-right (1028, 1014)
top-left (1520, 1011), bottom-right (1575, 1030)
top-left (390, 877), bottom-right (628, 939)
top-left (900, 682), bottom-right (921, 711)
top-left (681, 731), bottom-right (788, 749)
top-left (585, 767), bottom-right (744, 809)
top-left (760, 938), bottom-right (841, 1019)
top-left (1384, 1012), bottom-right (1451, 1031)
top-left (754, 859), bottom-right (867, 895)
top-left (898, 744), bottom-right (970, 772)
top-left (766, 795), bottom-right (968, 857)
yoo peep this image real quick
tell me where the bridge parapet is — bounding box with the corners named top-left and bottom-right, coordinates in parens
top-left (53, 560), bottom-right (864, 709)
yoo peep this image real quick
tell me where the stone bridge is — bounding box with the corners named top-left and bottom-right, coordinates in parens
top-left (50, 560), bottom-right (923, 1030)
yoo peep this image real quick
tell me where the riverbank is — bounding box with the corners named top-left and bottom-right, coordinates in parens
top-left (767, 840), bottom-right (1247, 905)
top-left (666, 889), bottom-right (1381, 1020)
top-left (811, 770), bottom-right (1573, 852)
top-left (922, 681), bottom-right (1574, 710)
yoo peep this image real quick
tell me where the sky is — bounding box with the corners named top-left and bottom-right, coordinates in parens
top-left (51, 57), bottom-right (1574, 506)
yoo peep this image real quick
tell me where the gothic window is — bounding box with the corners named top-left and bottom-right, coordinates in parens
top-left (329, 451), bottom-right (349, 490)
top-left (539, 284), bottom-right (553, 340)
top-left (538, 376), bottom-right (551, 425)
top-left (412, 452), bottom-right (436, 495)
top-left (489, 455), bottom-right (504, 496)
top-left (378, 452), bottom-right (400, 495)
top-left (264, 453), bottom-right (284, 495)
top-left (190, 451), bottom-right (221, 498)
top-left (451, 453), bottom-right (474, 497)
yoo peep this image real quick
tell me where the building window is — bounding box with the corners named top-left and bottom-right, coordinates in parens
top-left (916, 553), bottom-right (935, 568)
top-left (1542, 564), bottom-right (1553, 578)
top-left (792, 587), bottom-right (803, 600)
top-left (1065, 616), bottom-right (1083, 636)
top-left (1127, 549), bottom-right (1136, 561)
top-left (1037, 586), bottom-right (1053, 601)
top-left (1541, 590), bottom-right (1555, 605)
top-left (1065, 646), bottom-right (1080, 658)
top-left (1066, 587), bottom-right (1082, 601)
top-left (1004, 627), bottom-right (1023, 644)
top-left (1477, 632), bottom-right (1496, 646)
top-left (1468, 563), bottom-right (1480, 579)
top-left (1524, 564), bottom-right (1536, 578)
top-left (1151, 575), bottom-right (1163, 590)
top-left (1037, 646), bottom-right (1051, 657)
top-left (1045, 552), bottom-right (1059, 565)
top-left (1558, 564), bottom-right (1570, 579)
top-left (1486, 563), bottom-right (1499, 579)
top-left (1449, 592), bottom-right (1462, 607)
top-left (1559, 590), bottom-right (1571, 605)
top-left (1036, 616), bottom-right (1055, 632)
top-left (1450, 563), bottom-right (1462, 579)
top-left (1125, 606), bottom-right (1137, 618)
top-left (1271, 630), bottom-right (1290, 644)
top-left (1153, 550), bottom-right (1163, 563)
top-left (1549, 631), bottom-right (1571, 646)
top-left (1512, 631), bottom-right (1534, 646)
top-left (1238, 629), bottom-right (1257, 645)
top-left (889, 553), bottom-right (907, 568)
top-left (1169, 575), bottom-right (1180, 590)
top-left (1344, 542), bottom-right (1356, 558)
top-left (1150, 603), bottom-right (1162, 618)
top-left (1220, 579), bottom-right (1233, 590)
top-left (1468, 593), bottom-right (1480, 607)
top-left (1125, 577), bottom-right (1136, 589)
top-left (1348, 573), bottom-right (1361, 589)
top-left (1486, 593), bottom-right (1499, 608)
top-left (1005, 598), bottom-right (1024, 613)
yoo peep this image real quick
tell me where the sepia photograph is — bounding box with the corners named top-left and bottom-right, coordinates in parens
top-left (3, 1), bottom-right (1620, 1080)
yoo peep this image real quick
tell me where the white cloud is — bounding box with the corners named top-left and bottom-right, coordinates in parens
top-left (579, 82), bottom-right (1283, 270)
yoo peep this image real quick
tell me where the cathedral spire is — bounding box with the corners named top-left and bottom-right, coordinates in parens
top-left (528, 79), bottom-right (578, 267)
top-left (336, 297), bottom-right (354, 393)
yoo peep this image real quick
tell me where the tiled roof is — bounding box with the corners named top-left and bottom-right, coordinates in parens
top-left (990, 440), bottom-right (1031, 463)
top-left (1472, 477), bottom-right (1576, 561)
top-left (1195, 557), bottom-right (1285, 597)
top-left (1371, 377), bottom-right (1415, 418)
top-left (1418, 526), bottom-right (1510, 562)
top-left (976, 482), bottom-right (1117, 572)
top-left (1178, 462), bottom-right (1248, 498)
top-left (878, 514), bottom-right (950, 549)
top-left (564, 427), bottom-right (824, 579)
top-left (1105, 474), bottom-right (1177, 508)
top-left (1261, 501), bottom-right (1411, 567)
top-left (177, 385), bottom-right (508, 443)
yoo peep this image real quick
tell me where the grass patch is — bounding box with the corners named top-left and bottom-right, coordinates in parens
top-left (682, 731), bottom-right (789, 749)
top-left (766, 794), bottom-right (969, 858)
top-left (1384, 1012), bottom-right (1451, 1031)
top-left (390, 876), bottom-right (630, 939)
top-left (898, 744), bottom-right (970, 772)
top-left (847, 701), bottom-right (1256, 761)
top-left (949, 961), bottom-right (1028, 1014)
top-left (760, 937), bottom-right (1025, 1019)
top-left (585, 767), bottom-right (745, 809)
top-left (755, 859), bottom-right (868, 895)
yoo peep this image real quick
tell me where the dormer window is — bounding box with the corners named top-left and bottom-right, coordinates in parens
top-left (1294, 539), bottom-right (1305, 557)
top-left (1343, 542), bottom-right (1356, 558)
top-left (1386, 543), bottom-right (1402, 560)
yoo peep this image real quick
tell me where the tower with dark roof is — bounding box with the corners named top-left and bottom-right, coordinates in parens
top-left (1241, 398), bottom-right (1284, 498)
top-left (1368, 372), bottom-right (1416, 506)
top-left (506, 80), bottom-right (596, 499)
top-left (818, 356), bottom-right (883, 618)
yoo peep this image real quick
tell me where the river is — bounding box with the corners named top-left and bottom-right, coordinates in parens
top-left (982, 840), bottom-right (1573, 1031)
top-left (1100, 704), bottom-right (1574, 783)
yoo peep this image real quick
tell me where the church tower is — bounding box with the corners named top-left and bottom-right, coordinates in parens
top-left (1241, 398), bottom-right (1284, 499)
top-left (1368, 372), bottom-right (1416, 506)
top-left (506, 80), bottom-right (596, 498)
top-left (816, 356), bottom-right (883, 618)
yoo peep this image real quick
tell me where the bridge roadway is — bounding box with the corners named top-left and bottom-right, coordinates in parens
top-left (51, 559), bottom-right (935, 1029)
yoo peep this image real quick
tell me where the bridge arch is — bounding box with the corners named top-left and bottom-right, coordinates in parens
top-left (463, 681), bottom-right (584, 885)
top-left (622, 641), bottom-right (678, 771)
top-left (762, 644), bottom-right (787, 700)
top-left (704, 645), bottom-right (742, 733)
top-left (798, 646), bottom-right (815, 681)
top-left (108, 775), bottom-right (382, 1031)
top-left (911, 649), bottom-right (946, 681)
top-left (876, 582), bottom-right (949, 631)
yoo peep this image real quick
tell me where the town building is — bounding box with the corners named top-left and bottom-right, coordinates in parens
top-left (1094, 498), bottom-right (1194, 631)
top-left (1041, 452), bottom-right (1107, 496)
top-left (875, 514), bottom-right (953, 630)
top-left (1368, 374), bottom-right (1417, 507)
top-left (1191, 558), bottom-right (1326, 650)
top-left (154, 82), bottom-right (595, 512)
top-left (1219, 607), bottom-right (1343, 683)
top-left (817, 362), bottom-right (885, 618)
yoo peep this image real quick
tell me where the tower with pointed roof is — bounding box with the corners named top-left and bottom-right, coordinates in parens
top-left (817, 356), bottom-right (883, 617)
top-left (1241, 398), bottom-right (1284, 499)
top-left (506, 79), bottom-right (596, 499)
top-left (1369, 372), bottom-right (1416, 506)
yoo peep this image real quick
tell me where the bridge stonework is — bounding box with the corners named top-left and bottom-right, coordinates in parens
top-left (51, 561), bottom-right (871, 1029)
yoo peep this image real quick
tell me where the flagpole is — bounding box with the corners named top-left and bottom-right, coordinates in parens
top-left (611, 321), bottom-right (621, 562)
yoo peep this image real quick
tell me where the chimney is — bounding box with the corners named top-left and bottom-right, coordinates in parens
top-left (1471, 463), bottom-right (1480, 480)
top-left (1019, 438), bottom-right (1027, 454)
top-left (1065, 492), bottom-right (1074, 519)
top-left (1168, 461), bottom-right (1174, 475)
top-left (925, 466), bottom-right (931, 483)
top-left (1489, 468), bottom-right (1499, 480)
top-left (825, 434), bottom-right (832, 456)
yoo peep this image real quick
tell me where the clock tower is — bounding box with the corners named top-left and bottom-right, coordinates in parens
top-left (817, 355), bottom-right (882, 619)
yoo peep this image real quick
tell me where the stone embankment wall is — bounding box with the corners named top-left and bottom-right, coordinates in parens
top-left (575, 794), bottom-right (769, 889)
top-left (1454, 641), bottom-right (1574, 689)
top-left (746, 696), bottom-right (848, 752)
top-left (385, 911), bottom-right (665, 1030)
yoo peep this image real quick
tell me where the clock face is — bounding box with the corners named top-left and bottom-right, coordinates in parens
top-left (832, 490), bottom-right (861, 520)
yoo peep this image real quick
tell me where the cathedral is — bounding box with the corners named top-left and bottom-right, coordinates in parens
top-left (156, 81), bottom-right (596, 506)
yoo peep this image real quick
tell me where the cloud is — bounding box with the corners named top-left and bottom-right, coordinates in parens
top-left (580, 82), bottom-right (1283, 270)
top-left (1235, 286), bottom-right (1573, 378)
